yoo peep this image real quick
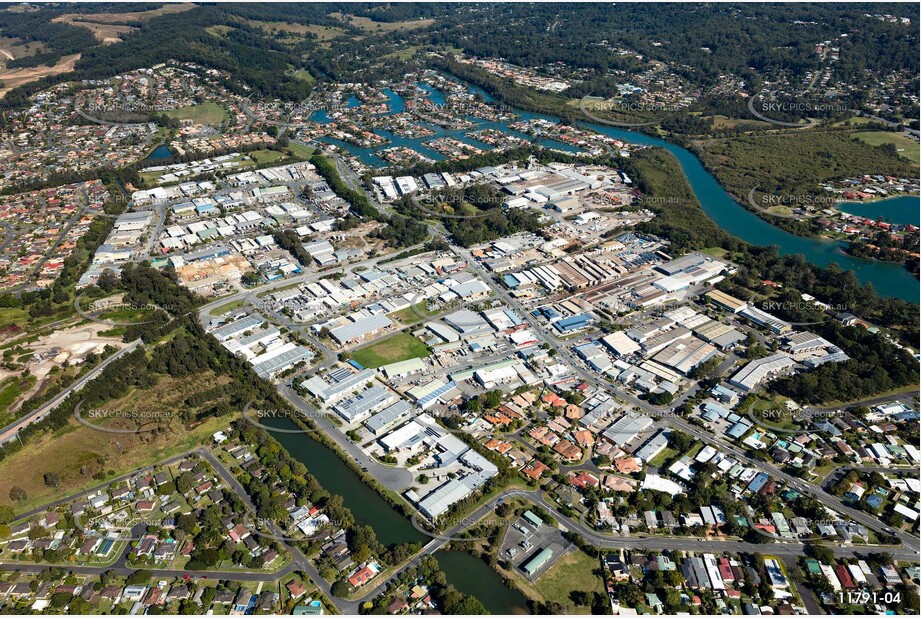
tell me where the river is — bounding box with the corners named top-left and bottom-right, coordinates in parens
top-left (264, 416), bottom-right (425, 547)
top-left (836, 195), bottom-right (920, 226)
top-left (311, 82), bottom-right (919, 303)
top-left (436, 550), bottom-right (530, 614)
top-left (262, 417), bottom-right (532, 613)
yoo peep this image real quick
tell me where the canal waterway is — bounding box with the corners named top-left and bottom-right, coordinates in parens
top-left (310, 82), bottom-right (919, 302)
top-left (435, 550), bottom-right (530, 614)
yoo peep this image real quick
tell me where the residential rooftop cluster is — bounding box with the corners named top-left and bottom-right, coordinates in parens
top-left (0, 180), bottom-right (109, 291)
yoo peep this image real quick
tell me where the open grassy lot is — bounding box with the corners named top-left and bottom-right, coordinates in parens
top-left (533, 549), bottom-right (603, 613)
top-left (291, 68), bottom-right (315, 84)
top-left (166, 102), bottom-right (228, 126)
top-left (0, 36), bottom-right (45, 62)
top-left (0, 53), bottom-right (80, 99)
top-left (248, 149), bottom-right (287, 166)
top-left (389, 301), bottom-right (440, 325)
top-left (349, 332), bottom-right (430, 368)
top-left (0, 373), bottom-right (232, 512)
top-left (209, 299), bottom-right (246, 316)
top-left (0, 374), bottom-right (35, 427)
top-left (850, 131), bottom-right (920, 163)
top-left (332, 13), bottom-right (434, 32)
top-left (285, 141), bottom-right (316, 160)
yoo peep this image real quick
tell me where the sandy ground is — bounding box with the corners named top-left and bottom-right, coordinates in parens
top-left (0, 53), bottom-right (80, 99)
top-left (0, 322), bottom-right (126, 410)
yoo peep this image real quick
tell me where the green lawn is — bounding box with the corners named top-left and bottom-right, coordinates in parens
top-left (0, 374), bottom-right (35, 426)
top-left (533, 549), bottom-right (602, 613)
top-left (389, 301), bottom-right (440, 325)
top-left (209, 299), bottom-right (245, 316)
top-left (291, 69), bottom-right (315, 84)
top-left (247, 149), bottom-right (286, 166)
top-left (850, 131), bottom-right (920, 163)
top-left (699, 246), bottom-right (729, 258)
top-left (286, 141), bottom-right (316, 161)
top-left (349, 332), bottom-right (430, 368)
top-left (165, 102), bottom-right (227, 125)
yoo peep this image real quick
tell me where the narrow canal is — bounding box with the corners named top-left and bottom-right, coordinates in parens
top-left (263, 416), bottom-right (531, 613)
top-left (436, 550), bottom-right (530, 614)
top-left (263, 416), bottom-right (425, 547)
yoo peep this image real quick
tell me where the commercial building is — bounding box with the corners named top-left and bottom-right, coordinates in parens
top-left (652, 338), bottom-right (718, 375)
top-left (252, 343), bottom-right (312, 379)
top-left (729, 354), bottom-right (796, 391)
top-left (211, 314), bottom-right (265, 342)
top-left (333, 386), bottom-right (396, 424)
top-left (521, 548), bottom-right (554, 576)
top-left (329, 314), bottom-right (393, 345)
top-left (739, 305), bottom-right (792, 334)
top-left (302, 367), bottom-right (376, 403)
top-left (601, 413), bottom-right (653, 447)
top-left (364, 400), bottom-right (413, 436)
top-left (705, 289), bottom-right (746, 313)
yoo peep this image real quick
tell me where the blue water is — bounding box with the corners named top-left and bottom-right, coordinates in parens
top-left (836, 195), bottom-right (920, 226)
top-left (310, 81), bottom-right (920, 302)
top-left (145, 144), bottom-right (174, 160)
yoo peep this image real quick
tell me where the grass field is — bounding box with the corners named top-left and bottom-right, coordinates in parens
top-left (332, 13), bottom-right (434, 32)
top-left (166, 102), bottom-right (228, 126)
top-left (850, 131), bottom-right (920, 163)
top-left (248, 149), bottom-right (287, 165)
top-left (210, 299), bottom-right (246, 316)
top-left (0, 36), bottom-right (45, 62)
top-left (0, 373), bottom-right (232, 512)
top-left (389, 301), bottom-right (440, 325)
top-left (0, 53), bottom-right (80, 99)
top-left (286, 141), bottom-right (316, 161)
top-left (382, 46), bottom-right (420, 61)
top-left (292, 68), bottom-right (315, 84)
top-left (0, 374), bottom-right (35, 426)
top-left (534, 549), bottom-right (603, 613)
top-left (699, 247), bottom-right (729, 258)
top-left (349, 332), bottom-right (430, 368)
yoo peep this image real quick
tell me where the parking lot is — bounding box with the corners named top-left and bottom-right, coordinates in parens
top-left (499, 513), bottom-right (570, 581)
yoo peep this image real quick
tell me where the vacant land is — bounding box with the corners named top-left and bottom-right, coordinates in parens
top-left (349, 332), bottom-right (430, 368)
top-left (534, 549), bottom-right (603, 614)
top-left (252, 20), bottom-right (347, 40)
top-left (332, 13), bottom-right (434, 33)
top-left (210, 299), bottom-right (246, 316)
top-left (850, 131), bottom-right (920, 163)
top-left (51, 14), bottom-right (136, 44)
top-left (0, 36), bottom-right (45, 63)
top-left (166, 102), bottom-right (228, 126)
top-left (0, 374), bottom-right (35, 427)
top-left (0, 53), bottom-right (80, 99)
top-left (389, 301), bottom-right (439, 325)
top-left (0, 373), bottom-right (231, 512)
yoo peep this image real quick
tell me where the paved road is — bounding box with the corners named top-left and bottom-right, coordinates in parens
top-left (0, 339), bottom-right (143, 445)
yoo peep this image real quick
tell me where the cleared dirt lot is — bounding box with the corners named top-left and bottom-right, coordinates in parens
top-left (0, 53), bottom-right (80, 99)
